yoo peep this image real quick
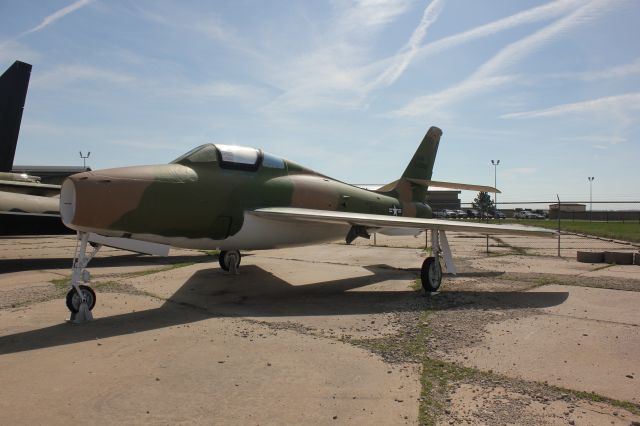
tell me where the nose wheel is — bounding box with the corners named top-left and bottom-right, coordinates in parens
top-left (66, 285), bottom-right (96, 313)
top-left (421, 256), bottom-right (442, 293)
top-left (219, 250), bottom-right (241, 274)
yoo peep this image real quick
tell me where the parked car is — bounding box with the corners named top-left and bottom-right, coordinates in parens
top-left (432, 210), bottom-right (445, 218)
top-left (443, 209), bottom-right (459, 219)
top-left (533, 209), bottom-right (548, 219)
top-left (492, 210), bottom-right (506, 219)
top-left (455, 209), bottom-right (467, 218)
top-left (466, 209), bottom-right (480, 218)
top-left (514, 210), bottom-right (538, 219)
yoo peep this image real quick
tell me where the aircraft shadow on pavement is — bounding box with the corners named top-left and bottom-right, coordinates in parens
top-left (0, 254), bottom-right (214, 274)
top-left (0, 264), bottom-right (567, 355)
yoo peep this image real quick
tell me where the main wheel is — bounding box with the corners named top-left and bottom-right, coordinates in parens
top-left (66, 285), bottom-right (96, 313)
top-left (218, 250), bottom-right (241, 272)
top-left (420, 256), bottom-right (442, 293)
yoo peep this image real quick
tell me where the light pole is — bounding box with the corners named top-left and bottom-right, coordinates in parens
top-left (491, 160), bottom-right (500, 216)
top-left (79, 151), bottom-right (91, 169)
top-left (588, 176), bottom-right (594, 221)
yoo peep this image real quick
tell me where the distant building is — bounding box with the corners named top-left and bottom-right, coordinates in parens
top-left (548, 203), bottom-right (586, 213)
top-left (548, 203), bottom-right (586, 220)
top-left (353, 184), bottom-right (461, 210)
top-left (427, 189), bottom-right (461, 210)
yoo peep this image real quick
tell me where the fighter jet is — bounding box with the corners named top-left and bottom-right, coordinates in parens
top-left (59, 127), bottom-right (554, 322)
top-left (0, 61), bottom-right (58, 218)
top-left (0, 61), bottom-right (89, 235)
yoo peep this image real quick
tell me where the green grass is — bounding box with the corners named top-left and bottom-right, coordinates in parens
top-left (50, 261), bottom-right (199, 287)
top-left (122, 261), bottom-right (196, 278)
top-left (492, 219), bottom-right (640, 243)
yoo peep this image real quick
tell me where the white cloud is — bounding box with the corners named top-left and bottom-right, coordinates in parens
top-left (411, 0), bottom-right (584, 66)
top-left (0, 40), bottom-right (41, 64)
top-left (337, 0), bottom-right (413, 33)
top-left (373, 0), bottom-right (446, 87)
top-left (32, 64), bottom-right (134, 88)
top-left (111, 139), bottom-right (183, 151)
top-left (555, 135), bottom-right (627, 144)
top-left (504, 167), bottom-right (536, 176)
top-left (393, 75), bottom-right (516, 116)
top-left (29, 52), bottom-right (271, 104)
top-left (265, 1), bottom-right (415, 111)
top-left (20, 0), bottom-right (93, 37)
top-left (546, 58), bottom-right (640, 81)
top-left (391, 0), bottom-right (621, 117)
top-left (168, 81), bottom-right (272, 105)
top-left (501, 93), bottom-right (640, 119)
top-left (473, 1), bottom-right (617, 79)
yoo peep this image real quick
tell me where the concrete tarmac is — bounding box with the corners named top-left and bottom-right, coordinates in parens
top-left (0, 233), bottom-right (638, 424)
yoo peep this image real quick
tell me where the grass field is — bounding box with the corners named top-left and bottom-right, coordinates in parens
top-left (503, 219), bottom-right (640, 243)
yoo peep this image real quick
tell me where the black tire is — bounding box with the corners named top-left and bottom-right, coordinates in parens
top-left (218, 251), bottom-right (228, 271)
top-left (420, 256), bottom-right (442, 292)
top-left (66, 285), bottom-right (96, 313)
top-left (219, 250), bottom-right (241, 271)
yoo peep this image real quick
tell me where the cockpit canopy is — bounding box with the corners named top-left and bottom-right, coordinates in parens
top-left (172, 143), bottom-right (285, 171)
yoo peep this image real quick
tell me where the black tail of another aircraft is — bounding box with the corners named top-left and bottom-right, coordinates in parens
top-left (0, 61), bottom-right (32, 172)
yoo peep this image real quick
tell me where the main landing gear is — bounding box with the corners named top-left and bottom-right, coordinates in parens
top-left (421, 256), bottom-right (442, 292)
top-left (420, 229), bottom-right (456, 295)
top-left (219, 250), bottom-right (241, 274)
top-left (67, 232), bottom-right (102, 323)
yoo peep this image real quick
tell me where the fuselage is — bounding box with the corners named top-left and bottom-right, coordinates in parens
top-left (60, 144), bottom-right (432, 250)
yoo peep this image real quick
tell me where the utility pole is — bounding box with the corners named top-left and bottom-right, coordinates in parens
top-left (79, 151), bottom-right (91, 169)
top-left (491, 160), bottom-right (500, 215)
top-left (588, 176), bottom-right (594, 221)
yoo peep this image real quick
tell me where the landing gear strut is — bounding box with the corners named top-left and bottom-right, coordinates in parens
top-left (219, 250), bottom-right (241, 274)
top-left (67, 232), bottom-right (101, 323)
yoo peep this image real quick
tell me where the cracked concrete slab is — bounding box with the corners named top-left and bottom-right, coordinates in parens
top-left (451, 285), bottom-right (640, 403)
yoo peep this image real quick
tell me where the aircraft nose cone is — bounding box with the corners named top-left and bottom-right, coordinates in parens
top-left (59, 165), bottom-right (197, 234)
top-left (60, 169), bottom-right (150, 233)
top-left (59, 178), bottom-right (76, 225)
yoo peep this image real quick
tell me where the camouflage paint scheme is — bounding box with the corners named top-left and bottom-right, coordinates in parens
top-left (60, 127), bottom-right (552, 251)
top-left (61, 128), bottom-right (443, 249)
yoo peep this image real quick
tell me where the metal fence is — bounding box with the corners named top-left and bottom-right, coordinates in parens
top-left (368, 200), bottom-right (640, 261)
top-left (468, 201), bottom-right (639, 257)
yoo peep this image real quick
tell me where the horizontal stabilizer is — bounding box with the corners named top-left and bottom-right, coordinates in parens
top-left (408, 178), bottom-right (500, 193)
top-left (88, 233), bottom-right (170, 256)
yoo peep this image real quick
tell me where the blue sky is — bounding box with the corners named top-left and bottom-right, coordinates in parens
top-left (1, 0), bottom-right (639, 206)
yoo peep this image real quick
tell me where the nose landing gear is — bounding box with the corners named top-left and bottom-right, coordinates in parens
top-left (219, 250), bottom-right (241, 274)
top-left (67, 232), bottom-right (101, 323)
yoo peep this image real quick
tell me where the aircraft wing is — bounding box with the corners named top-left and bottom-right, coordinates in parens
top-left (0, 177), bottom-right (61, 217)
top-left (0, 179), bottom-right (60, 197)
top-left (0, 191), bottom-right (60, 216)
top-left (250, 207), bottom-right (555, 237)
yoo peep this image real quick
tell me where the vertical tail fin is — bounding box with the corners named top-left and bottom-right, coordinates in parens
top-left (0, 61), bottom-right (32, 172)
top-left (375, 126), bottom-right (442, 203)
top-left (401, 126), bottom-right (441, 181)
